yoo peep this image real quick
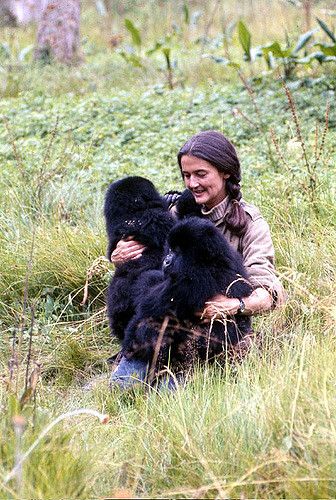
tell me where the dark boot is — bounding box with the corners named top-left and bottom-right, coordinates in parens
top-left (110, 356), bottom-right (149, 390)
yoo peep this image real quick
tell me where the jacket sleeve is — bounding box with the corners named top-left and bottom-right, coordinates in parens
top-left (240, 215), bottom-right (286, 306)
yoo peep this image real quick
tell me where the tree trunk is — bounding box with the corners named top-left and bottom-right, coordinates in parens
top-left (34, 0), bottom-right (81, 64)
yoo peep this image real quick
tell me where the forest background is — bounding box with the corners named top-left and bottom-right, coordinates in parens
top-left (0, 0), bottom-right (336, 498)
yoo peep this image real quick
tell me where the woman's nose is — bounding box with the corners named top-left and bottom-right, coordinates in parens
top-left (188, 176), bottom-right (199, 188)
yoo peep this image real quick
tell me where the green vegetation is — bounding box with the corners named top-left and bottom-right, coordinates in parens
top-left (1, 0), bottom-right (336, 498)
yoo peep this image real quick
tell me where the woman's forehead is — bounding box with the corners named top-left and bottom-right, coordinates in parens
top-left (180, 155), bottom-right (216, 172)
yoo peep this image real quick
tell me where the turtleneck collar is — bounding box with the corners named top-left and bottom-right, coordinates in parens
top-left (201, 196), bottom-right (230, 222)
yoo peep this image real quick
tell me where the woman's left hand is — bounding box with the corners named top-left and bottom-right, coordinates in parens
top-left (199, 294), bottom-right (241, 320)
top-left (198, 287), bottom-right (274, 321)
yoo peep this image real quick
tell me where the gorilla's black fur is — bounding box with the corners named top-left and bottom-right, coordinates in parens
top-left (122, 217), bottom-right (253, 366)
top-left (165, 189), bottom-right (204, 219)
top-left (104, 176), bottom-right (174, 340)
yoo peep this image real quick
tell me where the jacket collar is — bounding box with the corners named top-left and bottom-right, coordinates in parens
top-left (201, 196), bottom-right (230, 223)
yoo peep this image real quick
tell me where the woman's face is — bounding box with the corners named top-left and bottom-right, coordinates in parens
top-left (180, 155), bottom-right (229, 209)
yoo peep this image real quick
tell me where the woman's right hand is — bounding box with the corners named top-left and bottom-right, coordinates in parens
top-left (111, 237), bottom-right (147, 265)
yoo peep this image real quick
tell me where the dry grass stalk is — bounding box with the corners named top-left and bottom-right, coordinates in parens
top-left (315, 100), bottom-right (330, 163)
top-left (16, 228), bottom-right (36, 394)
top-left (81, 256), bottom-right (110, 305)
top-left (270, 128), bottom-right (291, 171)
top-left (3, 118), bottom-right (26, 179)
top-left (148, 315), bottom-right (169, 385)
top-left (282, 80), bottom-right (310, 172)
top-left (20, 362), bottom-right (42, 409)
top-left (23, 304), bottom-right (35, 393)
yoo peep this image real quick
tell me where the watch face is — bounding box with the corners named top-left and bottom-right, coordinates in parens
top-left (239, 299), bottom-right (245, 313)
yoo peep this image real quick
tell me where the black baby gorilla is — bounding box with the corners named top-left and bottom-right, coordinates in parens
top-left (104, 176), bottom-right (175, 341)
top-left (122, 216), bottom-right (253, 370)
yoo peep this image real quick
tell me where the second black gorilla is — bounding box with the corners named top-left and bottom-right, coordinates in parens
top-left (122, 216), bottom-right (253, 368)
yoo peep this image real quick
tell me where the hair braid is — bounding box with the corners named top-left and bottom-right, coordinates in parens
top-left (224, 177), bottom-right (247, 235)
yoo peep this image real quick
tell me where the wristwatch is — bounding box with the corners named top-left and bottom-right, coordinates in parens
top-left (238, 298), bottom-right (246, 314)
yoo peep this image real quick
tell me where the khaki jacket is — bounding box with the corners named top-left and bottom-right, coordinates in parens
top-left (173, 197), bottom-right (286, 307)
top-left (208, 199), bottom-right (286, 306)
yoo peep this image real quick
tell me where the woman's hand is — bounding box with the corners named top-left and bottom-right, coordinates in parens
top-left (199, 288), bottom-right (274, 320)
top-left (111, 237), bottom-right (147, 265)
top-left (201, 294), bottom-right (241, 320)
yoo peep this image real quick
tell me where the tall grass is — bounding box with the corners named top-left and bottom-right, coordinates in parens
top-left (3, 326), bottom-right (336, 498)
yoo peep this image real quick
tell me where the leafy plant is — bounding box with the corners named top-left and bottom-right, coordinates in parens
top-left (147, 35), bottom-right (177, 89)
top-left (117, 18), bottom-right (181, 89)
top-left (117, 18), bottom-right (144, 68)
top-left (261, 29), bottom-right (316, 78)
top-left (311, 18), bottom-right (336, 63)
top-left (212, 19), bottom-right (336, 79)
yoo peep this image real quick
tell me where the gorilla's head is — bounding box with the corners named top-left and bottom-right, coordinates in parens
top-left (166, 217), bottom-right (232, 267)
top-left (104, 176), bottom-right (167, 220)
top-left (104, 176), bottom-right (173, 257)
top-left (161, 217), bottom-right (236, 317)
top-left (161, 217), bottom-right (251, 317)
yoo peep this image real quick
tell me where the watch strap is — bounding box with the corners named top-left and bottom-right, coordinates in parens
top-left (238, 298), bottom-right (246, 314)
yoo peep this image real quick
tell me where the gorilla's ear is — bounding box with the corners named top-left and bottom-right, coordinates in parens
top-left (168, 217), bottom-right (226, 262)
top-left (168, 217), bottom-right (236, 266)
top-left (188, 224), bottom-right (233, 265)
top-left (175, 189), bottom-right (203, 219)
top-left (104, 176), bottom-right (167, 217)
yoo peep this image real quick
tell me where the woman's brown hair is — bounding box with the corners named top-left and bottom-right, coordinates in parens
top-left (177, 130), bottom-right (248, 235)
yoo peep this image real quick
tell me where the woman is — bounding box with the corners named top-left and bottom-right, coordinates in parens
top-left (110, 131), bottom-right (285, 387)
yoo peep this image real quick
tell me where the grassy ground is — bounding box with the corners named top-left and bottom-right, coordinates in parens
top-left (1, 1), bottom-right (336, 498)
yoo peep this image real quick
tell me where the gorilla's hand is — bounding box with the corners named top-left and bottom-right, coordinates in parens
top-left (163, 190), bottom-right (182, 208)
top-left (111, 237), bottom-right (147, 265)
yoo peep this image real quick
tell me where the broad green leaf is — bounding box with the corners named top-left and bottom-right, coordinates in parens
top-left (183, 2), bottom-right (190, 25)
top-left (316, 17), bottom-right (336, 43)
top-left (147, 42), bottom-right (163, 56)
top-left (262, 42), bottom-right (286, 58)
top-left (238, 20), bottom-right (251, 61)
top-left (293, 29), bottom-right (316, 54)
top-left (314, 43), bottom-right (336, 56)
top-left (118, 51), bottom-right (143, 68)
top-left (124, 19), bottom-right (142, 48)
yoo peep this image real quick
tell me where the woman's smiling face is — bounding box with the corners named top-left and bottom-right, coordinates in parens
top-left (180, 155), bottom-right (229, 209)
